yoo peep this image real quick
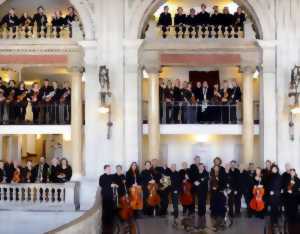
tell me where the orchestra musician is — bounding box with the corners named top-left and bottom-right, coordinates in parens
top-left (186, 8), bottom-right (199, 38)
top-left (59, 81), bottom-right (71, 124)
top-left (174, 7), bottom-right (186, 38)
top-left (15, 81), bottom-right (28, 123)
top-left (51, 10), bottom-right (65, 38)
top-left (179, 161), bottom-right (193, 216)
top-left (226, 160), bottom-right (241, 217)
top-left (57, 158), bottom-right (72, 183)
top-left (6, 80), bottom-right (17, 123)
top-left (28, 82), bottom-right (41, 124)
top-left (220, 7), bottom-right (234, 36)
top-left (211, 83), bottom-right (222, 123)
top-left (22, 160), bottom-right (35, 183)
top-left (194, 163), bottom-right (209, 229)
top-left (233, 7), bottom-right (246, 30)
top-left (140, 161), bottom-right (160, 216)
top-left (168, 163), bottom-right (181, 224)
top-left (220, 80), bottom-right (232, 123)
top-left (157, 5), bottom-right (172, 38)
top-left (0, 8), bottom-right (19, 38)
top-left (49, 157), bottom-right (60, 183)
top-left (262, 160), bottom-right (272, 214)
top-left (198, 4), bottom-right (210, 27)
top-left (164, 80), bottom-right (173, 124)
top-left (284, 168), bottom-right (300, 222)
top-left (32, 6), bottom-right (48, 38)
top-left (240, 163), bottom-right (255, 217)
top-left (99, 165), bottom-right (116, 231)
top-left (40, 79), bottom-right (54, 124)
top-left (210, 6), bottom-right (222, 37)
top-left (268, 165), bottom-right (282, 226)
top-left (126, 162), bottom-right (142, 217)
top-left (0, 89), bottom-right (5, 124)
top-left (159, 79), bottom-right (165, 123)
top-left (0, 160), bottom-right (5, 183)
top-left (250, 167), bottom-right (265, 218)
top-left (34, 156), bottom-right (49, 183)
top-left (210, 163), bottom-right (226, 231)
top-left (199, 81), bottom-right (212, 123)
top-left (49, 81), bottom-right (61, 124)
top-left (113, 165), bottom-right (126, 198)
top-left (230, 79), bottom-right (242, 123)
top-left (189, 155), bottom-right (201, 213)
top-left (19, 12), bottom-right (33, 38)
top-left (64, 6), bottom-right (79, 38)
top-left (193, 81), bottom-right (202, 123)
top-left (173, 79), bottom-right (183, 123)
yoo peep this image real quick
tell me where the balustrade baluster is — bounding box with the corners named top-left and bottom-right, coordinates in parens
top-left (11, 187), bottom-right (16, 202)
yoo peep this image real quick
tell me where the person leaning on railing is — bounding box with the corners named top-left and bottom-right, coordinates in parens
top-left (186, 8), bottom-right (199, 38)
top-left (19, 12), bottom-right (33, 38)
top-left (157, 5), bottom-right (172, 38)
top-left (64, 6), bottom-right (79, 38)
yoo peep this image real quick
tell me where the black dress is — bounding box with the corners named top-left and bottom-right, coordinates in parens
top-left (50, 165), bottom-right (61, 183)
top-left (284, 175), bottom-right (300, 222)
top-left (268, 173), bottom-right (283, 224)
top-left (57, 166), bottom-right (72, 183)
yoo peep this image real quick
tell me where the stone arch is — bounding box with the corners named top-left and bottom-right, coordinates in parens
top-left (126, 0), bottom-right (275, 41)
top-left (0, 0), bottom-right (95, 40)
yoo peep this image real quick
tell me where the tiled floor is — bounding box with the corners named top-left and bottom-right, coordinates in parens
top-left (0, 211), bottom-right (83, 234)
top-left (137, 214), bottom-right (265, 234)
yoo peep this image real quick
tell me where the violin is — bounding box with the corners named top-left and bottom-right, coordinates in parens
top-left (287, 179), bottom-right (295, 193)
top-left (180, 180), bottom-right (193, 206)
top-left (129, 175), bottom-right (143, 210)
top-left (118, 181), bottom-right (133, 221)
top-left (250, 185), bottom-right (265, 212)
top-left (147, 177), bottom-right (161, 207)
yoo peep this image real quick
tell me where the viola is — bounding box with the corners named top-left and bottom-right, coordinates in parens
top-left (129, 184), bottom-right (143, 210)
top-left (118, 181), bottom-right (133, 221)
top-left (250, 185), bottom-right (265, 212)
top-left (147, 181), bottom-right (161, 207)
top-left (180, 180), bottom-right (193, 206)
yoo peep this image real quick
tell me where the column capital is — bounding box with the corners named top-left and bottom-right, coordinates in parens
top-left (240, 65), bottom-right (257, 74)
top-left (69, 66), bottom-right (85, 74)
top-left (140, 51), bottom-right (161, 75)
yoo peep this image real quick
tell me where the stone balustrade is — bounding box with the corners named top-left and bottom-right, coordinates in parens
top-left (0, 182), bottom-right (80, 211)
top-left (0, 22), bottom-right (84, 40)
top-left (47, 188), bottom-right (101, 234)
top-left (144, 19), bottom-right (256, 40)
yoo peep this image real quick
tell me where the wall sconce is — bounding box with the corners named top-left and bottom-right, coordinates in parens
top-left (98, 65), bottom-right (113, 140)
top-left (288, 65), bottom-right (300, 141)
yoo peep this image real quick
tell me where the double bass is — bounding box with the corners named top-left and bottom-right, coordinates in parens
top-left (250, 184), bottom-right (265, 212)
top-left (147, 176), bottom-right (160, 207)
top-left (118, 181), bottom-right (133, 221)
top-left (180, 180), bottom-right (193, 206)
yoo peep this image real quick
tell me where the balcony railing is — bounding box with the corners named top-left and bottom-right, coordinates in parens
top-left (0, 182), bottom-right (80, 211)
top-left (144, 20), bottom-right (256, 40)
top-left (0, 22), bottom-right (84, 40)
top-left (0, 102), bottom-right (70, 125)
top-left (143, 101), bottom-right (260, 124)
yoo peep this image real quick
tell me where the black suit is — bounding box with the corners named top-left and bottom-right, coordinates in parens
top-left (32, 13), bottom-right (48, 37)
top-left (157, 12), bottom-right (172, 38)
top-left (0, 14), bottom-right (19, 36)
top-left (33, 163), bottom-right (49, 183)
top-left (174, 13), bottom-right (186, 37)
top-left (198, 87), bottom-right (212, 122)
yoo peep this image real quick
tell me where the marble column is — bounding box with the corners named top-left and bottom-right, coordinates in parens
top-left (7, 135), bottom-right (20, 161)
top-left (71, 67), bottom-right (83, 179)
top-left (147, 70), bottom-right (160, 161)
top-left (242, 66), bottom-right (255, 164)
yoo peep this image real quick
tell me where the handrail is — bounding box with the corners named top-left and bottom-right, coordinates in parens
top-left (46, 187), bottom-right (101, 234)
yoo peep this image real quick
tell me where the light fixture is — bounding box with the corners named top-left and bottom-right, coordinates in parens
top-left (195, 134), bottom-right (210, 143)
top-left (227, 2), bottom-right (239, 14)
top-left (98, 65), bottom-right (113, 139)
top-left (288, 65), bottom-right (300, 141)
top-left (63, 132), bottom-right (71, 141)
top-left (36, 134), bottom-right (41, 140)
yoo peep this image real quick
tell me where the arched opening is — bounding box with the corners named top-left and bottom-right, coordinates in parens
top-left (138, 0), bottom-right (262, 39)
top-left (0, 0), bottom-right (95, 40)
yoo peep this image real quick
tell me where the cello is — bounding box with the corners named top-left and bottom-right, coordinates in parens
top-left (180, 180), bottom-right (193, 206)
top-left (129, 174), bottom-right (143, 210)
top-left (147, 175), bottom-right (161, 207)
top-left (250, 184), bottom-right (265, 212)
top-left (118, 181), bottom-right (134, 221)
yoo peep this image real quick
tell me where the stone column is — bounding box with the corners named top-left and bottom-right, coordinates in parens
top-left (0, 135), bottom-right (3, 160)
top-left (70, 67), bottom-right (83, 179)
top-left (242, 66), bottom-right (255, 164)
top-left (7, 135), bottom-right (20, 161)
top-left (147, 68), bottom-right (161, 161)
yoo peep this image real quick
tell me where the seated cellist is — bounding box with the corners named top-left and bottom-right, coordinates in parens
top-left (126, 162), bottom-right (143, 217)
